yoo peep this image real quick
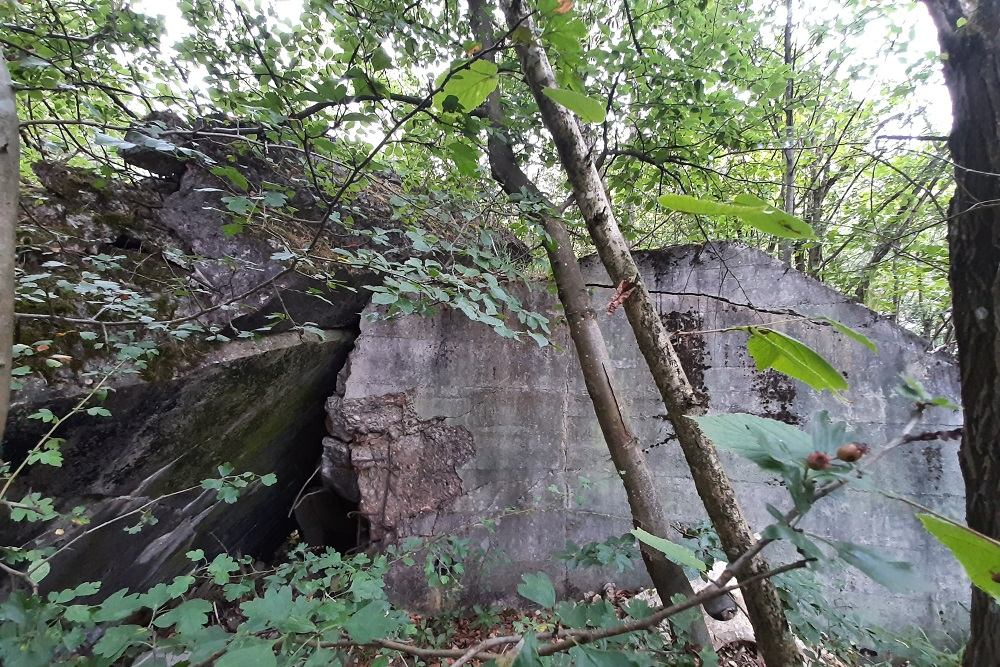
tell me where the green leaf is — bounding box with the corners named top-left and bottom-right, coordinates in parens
top-left (918, 513), bottom-right (1000, 602)
top-left (732, 193), bottom-right (816, 238)
top-left (153, 598), bottom-right (212, 634)
top-left (217, 644), bottom-right (277, 667)
top-left (371, 46), bottom-right (393, 71)
top-left (657, 193), bottom-right (740, 217)
top-left (94, 132), bottom-right (136, 151)
top-left (743, 327), bottom-right (847, 393)
top-left (541, 87), bottom-right (606, 123)
top-left (207, 554), bottom-right (239, 584)
top-left (761, 520), bottom-right (824, 560)
top-left (28, 408), bottom-right (57, 423)
top-left (832, 541), bottom-right (923, 592)
top-left (10, 492), bottom-right (58, 522)
top-left (434, 59), bottom-right (498, 112)
top-left (657, 193), bottom-right (814, 239)
top-left (48, 581), bottom-right (100, 604)
top-left (624, 598), bottom-right (653, 620)
top-left (807, 411), bottom-right (855, 454)
top-left (512, 632), bottom-right (544, 667)
top-left (94, 589), bottom-right (144, 622)
top-left (631, 528), bottom-right (706, 572)
top-left (517, 572), bottom-right (557, 608)
top-left (183, 626), bottom-right (233, 663)
top-left (222, 195), bottom-right (253, 215)
top-left (304, 648), bottom-right (340, 667)
top-left (693, 412), bottom-right (813, 471)
top-left (371, 291), bottom-right (398, 305)
top-left (261, 191), bottom-right (287, 208)
top-left (210, 165), bottom-right (249, 192)
top-left (27, 561), bottom-right (50, 584)
top-left (65, 604), bottom-right (93, 623)
top-left (167, 574), bottom-right (195, 598)
top-left (93, 625), bottom-right (147, 661)
top-left (344, 600), bottom-right (400, 643)
top-left (821, 317), bottom-right (877, 353)
top-left (26, 448), bottom-right (62, 466)
top-left (570, 645), bottom-right (639, 666)
top-left (241, 584), bottom-right (318, 633)
top-left (447, 140), bottom-right (480, 176)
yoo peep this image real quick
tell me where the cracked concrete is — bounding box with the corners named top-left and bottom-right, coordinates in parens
top-left (323, 392), bottom-right (475, 542)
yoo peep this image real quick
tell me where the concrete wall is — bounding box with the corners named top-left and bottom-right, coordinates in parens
top-left (342, 243), bottom-right (965, 636)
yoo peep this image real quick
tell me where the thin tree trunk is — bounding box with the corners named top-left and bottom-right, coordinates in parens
top-left (0, 51), bottom-right (19, 445)
top-left (467, 1), bottom-right (715, 645)
top-left (922, 2), bottom-right (1000, 665)
top-left (781, 0), bottom-right (796, 266)
top-left (498, 2), bottom-right (802, 665)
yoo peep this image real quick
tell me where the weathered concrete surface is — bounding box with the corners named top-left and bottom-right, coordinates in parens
top-left (2, 330), bottom-right (354, 595)
top-left (325, 392), bottom-right (475, 542)
top-left (343, 243), bottom-right (964, 636)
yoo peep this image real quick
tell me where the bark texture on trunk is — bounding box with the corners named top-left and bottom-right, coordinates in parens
top-left (0, 52), bottom-right (19, 445)
top-left (467, 1), bottom-right (714, 644)
top-left (923, 2), bottom-right (1000, 665)
top-left (498, 2), bottom-right (802, 665)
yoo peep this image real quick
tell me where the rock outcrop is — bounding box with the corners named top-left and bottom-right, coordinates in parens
top-left (5, 142), bottom-right (383, 593)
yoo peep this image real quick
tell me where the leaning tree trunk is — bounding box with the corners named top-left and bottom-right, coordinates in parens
top-left (467, 0), bottom-right (715, 645)
top-left (922, 2), bottom-right (1000, 665)
top-left (0, 51), bottom-right (19, 444)
top-left (498, 2), bottom-right (803, 665)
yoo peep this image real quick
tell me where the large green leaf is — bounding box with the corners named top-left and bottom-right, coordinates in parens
top-left (692, 412), bottom-right (814, 471)
top-left (631, 528), bottom-right (706, 572)
top-left (517, 572), bottom-right (556, 608)
top-left (656, 193), bottom-right (740, 216)
top-left (832, 541), bottom-right (924, 593)
top-left (541, 87), bottom-right (607, 123)
top-left (153, 598), bottom-right (212, 634)
top-left (657, 193), bottom-right (814, 239)
top-left (93, 625), bottom-right (147, 661)
top-left (93, 589), bottom-right (144, 622)
top-left (918, 513), bottom-right (1000, 602)
top-left (216, 644), bottom-right (277, 667)
top-left (742, 327), bottom-right (848, 393)
top-left (240, 585), bottom-right (294, 632)
top-left (447, 140), bottom-right (480, 175)
top-left (732, 193), bottom-right (816, 238)
top-left (433, 59), bottom-right (499, 112)
top-left (344, 601), bottom-right (403, 643)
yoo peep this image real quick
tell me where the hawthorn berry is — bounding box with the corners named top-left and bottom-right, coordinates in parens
top-left (836, 442), bottom-right (870, 462)
top-left (806, 451), bottom-right (832, 470)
